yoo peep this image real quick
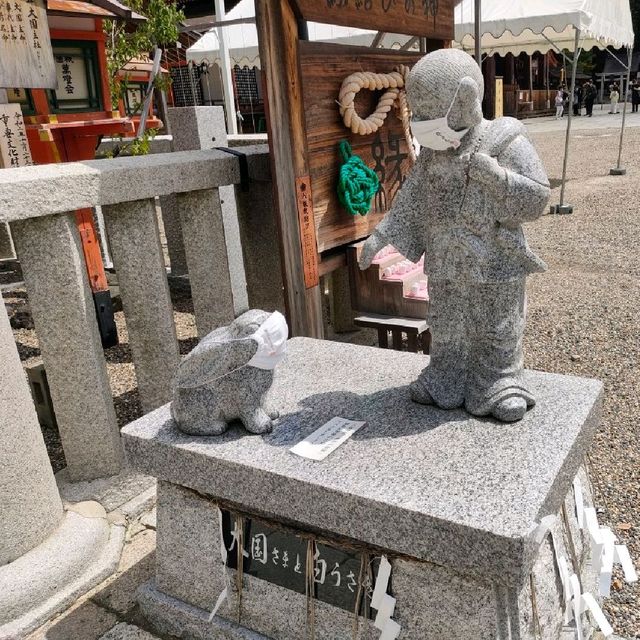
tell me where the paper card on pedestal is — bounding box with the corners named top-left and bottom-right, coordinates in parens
top-left (0, 0), bottom-right (56, 89)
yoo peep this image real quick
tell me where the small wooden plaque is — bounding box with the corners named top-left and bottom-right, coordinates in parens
top-left (0, 104), bottom-right (33, 169)
top-left (295, 175), bottom-right (320, 289)
top-left (293, 0), bottom-right (454, 40)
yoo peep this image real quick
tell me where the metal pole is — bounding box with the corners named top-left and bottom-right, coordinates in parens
top-left (214, 0), bottom-right (238, 134)
top-left (612, 47), bottom-right (632, 174)
top-left (558, 27), bottom-right (581, 212)
top-left (474, 0), bottom-right (481, 67)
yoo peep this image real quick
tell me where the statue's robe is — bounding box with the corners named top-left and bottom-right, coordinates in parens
top-left (375, 117), bottom-right (550, 415)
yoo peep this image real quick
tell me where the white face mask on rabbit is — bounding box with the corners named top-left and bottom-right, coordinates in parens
top-left (247, 311), bottom-right (289, 370)
top-left (411, 82), bottom-right (469, 151)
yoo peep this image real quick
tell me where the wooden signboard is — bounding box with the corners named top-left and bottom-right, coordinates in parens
top-left (0, 104), bottom-right (33, 168)
top-left (256, 0), bottom-right (455, 338)
top-left (300, 42), bottom-right (420, 253)
top-left (0, 0), bottom-right (56, 89)
top-left (295, 0), bottom-right (453, 40)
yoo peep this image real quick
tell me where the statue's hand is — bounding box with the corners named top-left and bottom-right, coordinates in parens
top-left (358, 231), bottom-right (387, 270)
top-left (469, 153), bottom-right (506, 184)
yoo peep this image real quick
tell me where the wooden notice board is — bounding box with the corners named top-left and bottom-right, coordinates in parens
top-left (294, 0), bottom-right (453, 39)
top-left (300, 42), bottom-right (421, 253)
top-left (0, 0), bottom-right (56, 89)
top-left (256, 0), bottom-right (455, 338)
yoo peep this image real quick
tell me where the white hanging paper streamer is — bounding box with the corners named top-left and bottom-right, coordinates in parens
top-left (598, 528), bottom-right (616, 597)
top-left (573, 478), bottom-right (584, 529)
top-left (581, 593), bottom-right (613, 637)
top-left (615, 544), bottom-right (638, 584)
top-left (579, 504), bottom-right (638, 592)
top-left (379, 619), bottom-right (402, 640)
top-left (374, 594), bottom-right (397, 630)
top-left (209, 509), bottom-right (231, 622)
top-left (566, 572), bottom-right (614, 639)
top-left (371, 556), bottom-right (392, 609)
top-left (208, 587), bottom-right (229, 622)
top-left (557, 555), bottom-right (574, 624)
top-left (533, 514), bottom-right (556, 544)
top-left (369, 556), bottom-right (402, 640)
top-left (584, 507), bottom-right (605, 574)
top-left (570, 574), bottom-right (584, 640)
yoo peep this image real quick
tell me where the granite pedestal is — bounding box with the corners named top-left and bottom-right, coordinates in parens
top-left (123, 338), bottom-right (603, 640)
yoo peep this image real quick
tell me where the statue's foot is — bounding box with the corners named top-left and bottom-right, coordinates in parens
top-left (492, 397), bottom-right (527, 422)
top-left (409, 379), bottom-right (434, 405)
top-left (242, 408), bottom-right (273, 435)
top-left (178, 418), bottom-right (228, 436)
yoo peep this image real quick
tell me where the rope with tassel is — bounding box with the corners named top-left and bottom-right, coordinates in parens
top-left (337, 65), bottom-right (416, 163)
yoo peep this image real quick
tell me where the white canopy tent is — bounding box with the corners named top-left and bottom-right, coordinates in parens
top-left (454, 0), bottom-right (635, 211)
top-left (186, 0), bottom-right (414, 68)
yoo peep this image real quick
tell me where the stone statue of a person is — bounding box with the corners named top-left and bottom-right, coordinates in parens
top-left (359, 49), bottom-right (550, 422)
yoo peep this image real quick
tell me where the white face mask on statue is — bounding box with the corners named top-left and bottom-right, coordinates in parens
top-left (410, 82), bottom-right (469, 151)
top-left (247, 311), bottom-right (289, 370)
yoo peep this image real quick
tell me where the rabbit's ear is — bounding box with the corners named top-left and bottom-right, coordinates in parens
top-left (173, 337), bottom-right (258, 390)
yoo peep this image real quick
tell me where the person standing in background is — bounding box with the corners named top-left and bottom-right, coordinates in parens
top-left (609, 83), bottom-right (620, 114)
top-left (573, 83), bottom-right (583, 116)
top-left (584, 80), bottom-right (597, 117)
top-left (632, 79), bottom-right (640, 113)
top-left (555, 87), bottom-right (565, 119)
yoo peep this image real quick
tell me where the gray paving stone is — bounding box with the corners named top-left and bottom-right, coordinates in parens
top-left (99, 622), bottom-right (161, 639)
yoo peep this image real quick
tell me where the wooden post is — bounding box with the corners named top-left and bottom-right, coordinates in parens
top-left (255, 0), bottom-right (323, 338)
top-left (483, 54), bottom-right (496, 119)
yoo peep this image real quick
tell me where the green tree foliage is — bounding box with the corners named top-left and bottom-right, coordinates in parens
top-left (104, 0), bottom-right (184, 109)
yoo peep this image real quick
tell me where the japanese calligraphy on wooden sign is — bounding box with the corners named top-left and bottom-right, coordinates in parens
top-left (294, 0), bottom-right (454, 39)
top-left (54, 49), bottom-right (89, 100)
top-left (295, 175), bottom-right (320, 288)
top-left (0, 0), bottom-right (56, 89)
top-left (221, 510), bottom-right (383, 615)
top-left (0, 104), bottom-right (33, 168)
top-left (300, 42), bottom-right (420, 253)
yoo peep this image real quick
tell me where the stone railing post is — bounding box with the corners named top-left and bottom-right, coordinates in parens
top-left (166, 106), bottom-right (248, 314)
top-left (177, 188), bottom-right (235, 337)
top-left (11, 213), bottom-right (122, 481)
top-left (103, 198), bottom-right (180, 413)
top-left (0, 302), bottom-right (63, 565)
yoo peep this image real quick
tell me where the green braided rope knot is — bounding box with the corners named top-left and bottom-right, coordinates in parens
top-left (337, 140), bottom-right (380, 216)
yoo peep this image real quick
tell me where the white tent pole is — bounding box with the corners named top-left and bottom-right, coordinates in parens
top-left (557, 27), bottom-right (581, 212)
top-left (474, 0), bottom-right (481, 67)
top-left (215, 0), bottom-right (238, 135)
top-left (611, 47), bottom-right (633, 175)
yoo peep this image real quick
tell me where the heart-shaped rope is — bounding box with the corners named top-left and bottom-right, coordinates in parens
top-left (337, 65), bottom-right (415, 162)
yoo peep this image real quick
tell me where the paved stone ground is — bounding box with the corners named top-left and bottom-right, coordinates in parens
top-left (25, 510), bottom-right (164, 640)
top-left (14, 113), bottom-right (640, 639)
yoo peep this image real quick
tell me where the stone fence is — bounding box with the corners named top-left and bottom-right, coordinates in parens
top-left (0, 147), bottom-right (281, 489)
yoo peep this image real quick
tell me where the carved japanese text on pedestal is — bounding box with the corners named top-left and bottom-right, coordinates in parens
top-left (222, 510), bottom-right (382, 616)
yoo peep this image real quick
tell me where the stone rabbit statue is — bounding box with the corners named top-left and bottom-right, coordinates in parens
top-left (359, 49), bottom-right (550, 422)
top-left (171, 309), bottom-right (288, 436)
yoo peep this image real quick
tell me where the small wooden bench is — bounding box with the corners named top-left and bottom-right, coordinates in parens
top-left (354, 313), bottom-right (431, 354)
